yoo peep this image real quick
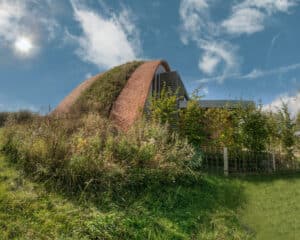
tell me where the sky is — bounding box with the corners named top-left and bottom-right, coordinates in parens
top-left (0, 0), bottom-right (300, 116)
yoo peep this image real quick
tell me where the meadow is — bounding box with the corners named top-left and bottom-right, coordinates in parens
top-left (1, 143), bottom-right (300, 239)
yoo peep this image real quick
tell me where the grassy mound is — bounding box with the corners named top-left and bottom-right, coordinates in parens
top-left (2, 145), bottom-right (300, 239)
top-left (71, 61), bottom-right (143, 116)
top-left (0, 153), bottom-right (249, 239)
top-left (0, 103), bottom-right (248, 239)
top-left (1, 114), bottom-right (198, 193)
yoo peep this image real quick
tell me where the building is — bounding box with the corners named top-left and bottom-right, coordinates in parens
top-left (52, 60), bottom-right (189, 130)
top-left (53, 59), bottom-right (254, 130)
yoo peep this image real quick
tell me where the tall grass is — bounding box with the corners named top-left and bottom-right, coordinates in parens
top-left (1, 113), bottom-right (200, 193)
top-left (0, 111), bottom-right (36, 127)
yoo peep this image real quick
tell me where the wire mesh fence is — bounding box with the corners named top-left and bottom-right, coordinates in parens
top-left (200, 146), bottom-right (300, 175)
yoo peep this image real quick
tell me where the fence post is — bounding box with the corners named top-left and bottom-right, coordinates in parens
top-left (272, 152), bottom-right (276, 172)
top-left (224, 147), bottom-right (229, 176)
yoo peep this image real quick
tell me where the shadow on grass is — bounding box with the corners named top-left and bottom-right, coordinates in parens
top-left (40, 172), bottom-right (249, 239)
top-left (230, 171), bottom-right (300, 184)
top-left (1, 153), bottom-right (250, 239)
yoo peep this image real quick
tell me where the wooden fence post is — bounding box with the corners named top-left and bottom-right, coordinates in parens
top-left (272, 152), bottom-right (276, 172)
top-left (224, 147), bottom-right (229, 176)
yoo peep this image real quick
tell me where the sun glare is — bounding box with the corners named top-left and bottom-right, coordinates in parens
top-left (14, 37), bottom-right (33, 54)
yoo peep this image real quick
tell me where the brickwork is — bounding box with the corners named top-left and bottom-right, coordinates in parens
top-left (110, 60), bottom-right (170, 130)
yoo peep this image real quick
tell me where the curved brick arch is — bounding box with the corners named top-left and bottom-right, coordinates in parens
top-left (52, 60), bottom-right (171, 130)
top-left (110, 60), bottom-right (171, 130)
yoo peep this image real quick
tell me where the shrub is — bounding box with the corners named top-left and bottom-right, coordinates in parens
top-left (240, 106), bottom-right (270, 152)
top-left (1, 113), bottom-right (200, 192)
top-left (0, 110), bottom-right (36, 127)
top-left (148, 85), bottom-right (179, 127)
top-left (0, 112), bottom-right (9, 127)
top-left (180, 99), bottom-right (207, 146)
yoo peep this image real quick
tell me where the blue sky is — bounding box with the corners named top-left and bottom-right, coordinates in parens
top-left (0, 0), bottom-right (300, 115)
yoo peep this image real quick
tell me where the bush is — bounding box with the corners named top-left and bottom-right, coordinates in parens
top-left (240, 106), bottom-right (270, 152)
top-left (1, 114), bottom-right (200, 192)
top-left (0, 110), bottom-right (36, 127)
top-left (0, 112), bottom-right (9, 127)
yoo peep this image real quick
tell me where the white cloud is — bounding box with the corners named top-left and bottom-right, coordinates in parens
top-left (0, 0), bottom-right (26, 44)
top-left (222, 0), bottom-right (298, 35)
top-left (179, 0), bottom-right (211, 44)
top-left (263, 92), bottom-right (300, 117)
top-left (199, 41), bottom-right (239, 82)
top-left (70, 1), bottom-right (141, 69)
top-left (0, 0), bottom-right (60, 54)
top-left (198, 62), bottom-right (300, 83)
top-left (235, 0), bottom-right (298, 14)
top-left (222, 8), bottom-right (266, 35)
top-left (179, 0), bottom-right (238, 81)
top-left (179, 0), bottom-right (298, 79)
top-left (241, 63), bottom-right (300, 79)
top-left (199, 53), bottom-right (220, 75)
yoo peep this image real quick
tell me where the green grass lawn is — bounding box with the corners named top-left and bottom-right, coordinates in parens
top-left (0, 153), bottom-right (249, 240)
top-left (1, 139), bottom-right (300, 239)
top-left (239, 175), bottom-right (300, 240)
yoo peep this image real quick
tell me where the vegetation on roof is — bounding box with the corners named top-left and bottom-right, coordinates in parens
top-left (71, 61), bottom-right (144, 117)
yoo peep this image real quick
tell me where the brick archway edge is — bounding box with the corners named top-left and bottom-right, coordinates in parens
top-left (109, 60), bottom-right (171, 130)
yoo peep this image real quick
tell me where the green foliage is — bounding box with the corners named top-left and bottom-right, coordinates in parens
top-left (1, 113), bottom-right (199, 191)
top-left (72, 61), bottom-right (143, 117)
top-left (3, 147), bottom-right (300, 240)
top-left (296, 112), bottom-right (300, 130)
top-left (278, 103), bottom-right (296, 158)
top-left (240, 106), bottom-right (270, 152)
top-left (148, 85), bottom-right (179, 127)
top-left (264, 111), bottom-right (282, 150)
top-left (0, 154), bottom-right (250, 239)
top-left (201, 105), bottom-right (272, 152)
top-left (179, 90), bottom-right (206, 146)
top-left (0, 110), bottom-right (36, 127)
top-left (203, 108), bottom-right (239, 147)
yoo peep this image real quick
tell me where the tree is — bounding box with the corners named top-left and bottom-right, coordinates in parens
top-left (240, 106), bottom-right (269, 152)
top-left (148, 85), bottom-right (179, 127)
top-left (203, 108), bottom-right (237, 147)
top-left (265, 111), bottom-right (281, 150)
top-left (179, 89), bottom-right (206, 145)
top-left (278, 103), bottom-right (296, 159)
top-left (296, 112), bottom-right (300, 130)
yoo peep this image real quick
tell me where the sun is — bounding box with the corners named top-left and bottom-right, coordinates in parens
top-left (14, 37), bottom-right (33, 54)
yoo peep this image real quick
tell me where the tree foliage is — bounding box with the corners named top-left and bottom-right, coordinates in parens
top-left (179, 89), bottom-right (207, 146)
top-left (278, 103), bottom-right (296, 158)
top-left (148, 85), bottom-right (179, 127)
top-left (296, 112), bottom-right (300, 130)
top-left (239, 106), bottom-right (270, 152)
top-left (148, 87), bottom-right (297, 159)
